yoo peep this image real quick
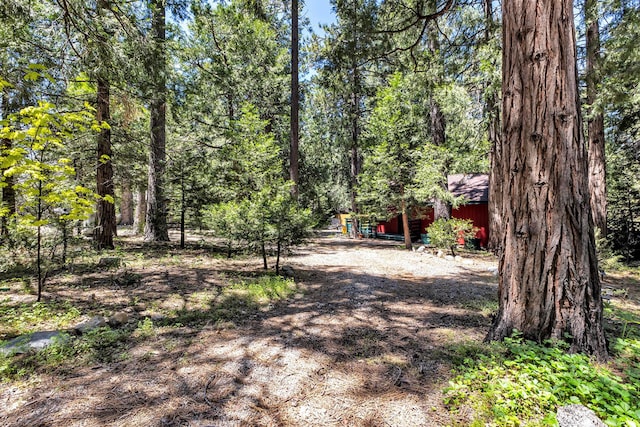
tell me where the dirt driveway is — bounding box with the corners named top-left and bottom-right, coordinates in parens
top-left (1, 234), bottom-right (499, 426)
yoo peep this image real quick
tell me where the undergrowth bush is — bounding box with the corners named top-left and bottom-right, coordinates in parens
top-left (426, 218), bottom-right (477, 256)
top-left (444, 334), bottom-right (640, 426)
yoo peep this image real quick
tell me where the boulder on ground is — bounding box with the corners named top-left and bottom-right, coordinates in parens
top-left (108, 312), bottom-right (132, 326)
top-left (557, 404), bottom-right (606, 427)
top-left (280, 265), bottom-right (295, 278)
top-left (73, 316), bottom-right (107, 334)
top-left (0, 331), bottom-right (70, 356)
top-left (98, 257), bottom-right (121, 268)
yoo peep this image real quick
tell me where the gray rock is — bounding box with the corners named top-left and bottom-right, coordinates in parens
top-left (416, 246), bottom-right (426, 253)
top-left (436, 250), bottom-right (444, 258)
top-left (98, 257), bottom-right (121, 268)
top-left (454, 256), bottom-right (462, 262)
top-left (150, 313), bottom-right (166, 321)
top-left (557, 404), bottom-right (606, 427)
top-left (108, 312), bottom-right (131, 326)
top-left (445, 255), bottom-right (454, 261)
top-left (280, 265), bottom-right (295, 278)
top-left (73, 316), bottom-right (107, 334)
top-left (1, 331), bottom-right (70, 356)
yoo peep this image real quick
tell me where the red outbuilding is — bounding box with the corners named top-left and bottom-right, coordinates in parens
top-left (375, 173), bottom-right (490, 248)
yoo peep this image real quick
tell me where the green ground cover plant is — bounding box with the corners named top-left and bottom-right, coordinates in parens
top-left (0, 300), bottom-right (81, 338)
top-left (444, 334), bottom-right (640, 426)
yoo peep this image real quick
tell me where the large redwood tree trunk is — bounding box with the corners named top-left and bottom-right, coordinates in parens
top-left (94, 76), bottom-right (116, 249)
top-left (586, 0), bottom-right (607, 237)
top-left (486, 0), bottom-right (607, 358)
top-left (144, 0), bottom-right (170, 242)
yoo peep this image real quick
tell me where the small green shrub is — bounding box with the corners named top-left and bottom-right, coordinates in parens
top-left (444, 335), bottom-right (640, 426)
top-left (426, 218), bottom-right (477, 256)
top-left (133, 317), bottom-right (156, 339)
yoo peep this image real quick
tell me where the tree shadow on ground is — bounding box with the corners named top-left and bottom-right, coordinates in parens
top-left (1, 238), bottom-right (500, 426)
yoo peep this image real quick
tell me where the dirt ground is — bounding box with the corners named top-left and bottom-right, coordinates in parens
top-left (1, 231), bottom-right (510, 426)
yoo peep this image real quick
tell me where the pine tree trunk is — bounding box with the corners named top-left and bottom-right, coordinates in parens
top-left (350, 144), bottom-right (360, 238)
top-left (487, 0), bottom-right (607, 358)
top-left (119, 177), bottom-right (134, 225)
top-left (180, 174), bottom-right (185, 249)
top-left (290, 0), bottom-right (300, 198)
top-left (133, 187), bottom-right (146, 235)
top-left (349, 3), bottom-right (361, 239)
top-left (94, 76), bottom-right (116, 250)
top-left (586, 0), bottom-right (607, 238)
top-left (145, 0), bottom-right (169, 242)
top-left (401, 198), bottom-right (412, 250)
top-left (485, 0), bottom-right (502, 253)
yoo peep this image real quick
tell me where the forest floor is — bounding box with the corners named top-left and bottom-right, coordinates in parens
top-left (1, 230), bottom-right (638, 426)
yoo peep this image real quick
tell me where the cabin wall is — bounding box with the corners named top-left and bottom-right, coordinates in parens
top-left (452, 204), bottom-right (489, 248)
top-left (376, 204), bottom-right (490, 248)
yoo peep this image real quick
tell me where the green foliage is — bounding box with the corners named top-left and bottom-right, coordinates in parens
top-left (202, 104), bottom-right (313, 268)
top-left (426, 218), bottom-right (477, 255)
top-left (0, 300), bottom-right (81, 339)
top-left (444, 335), bottom-right (640, 426)
top-left (133, 317), bottom-right (156, 339)
top-left (600, 6), bottom-right (640, 261)
top-left (358, 73), bottom-right (429, 217)
top-left (0, 98), bottom-right (107, 228)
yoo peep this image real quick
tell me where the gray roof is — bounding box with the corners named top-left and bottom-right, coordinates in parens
top-left (448, 174), bottom-right (489, 203)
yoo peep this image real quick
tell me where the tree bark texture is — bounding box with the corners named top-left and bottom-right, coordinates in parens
top-left (485, 0), bottom-right (502, 253)
top-left (586, 0), bottom-right (607, 237)
top-left (144, 0), bottom-right (170, 242)
top-left (94, 77), bottom-right (116, 249)
top-left (401, 198), bottom-right (412, 250)
top-left (290, 0), bottom-right (300, 198)
top-left (487, 0), bottom-right (607, 358)
top-left (349, 75), bottom-right (361, 238)
top-left (133, 187), bottom-right (146, 235)
top-left (119, 177), bottom-right (134, 225)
